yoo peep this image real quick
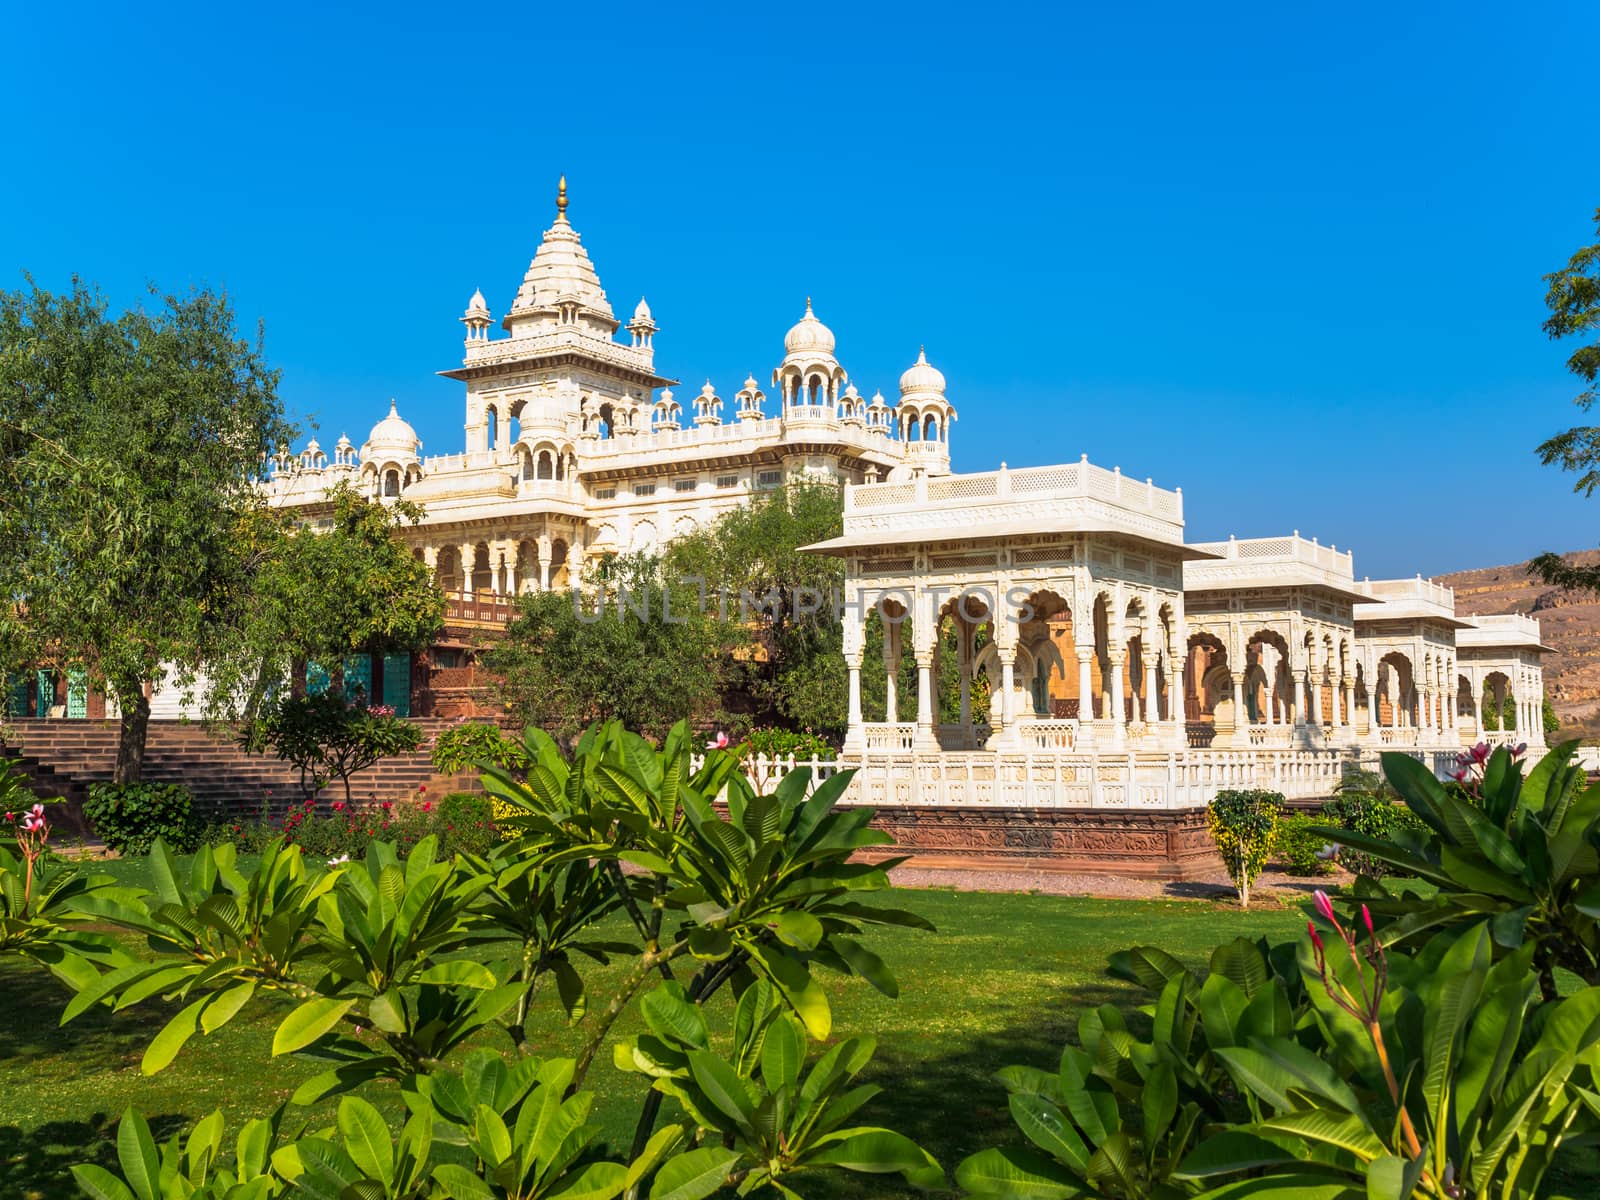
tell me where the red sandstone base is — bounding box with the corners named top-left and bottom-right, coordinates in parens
top-left (855, 804), bottom-right (1223, 880)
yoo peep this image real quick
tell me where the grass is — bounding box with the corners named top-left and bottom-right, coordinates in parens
top-left (7, 856), bottom-right (1588, 1198)
top-left (0, 853), bottom-right (1307, 1199)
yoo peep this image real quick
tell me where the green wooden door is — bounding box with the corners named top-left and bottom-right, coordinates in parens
top-left (6, 673), bottom-right (27, 718)
top-left (381, 653), bottom-right (411, 717)
top-left (306, 662), bottom-right (332, 696)
top-left (343, 654), bottom-right (372, 705)
top-left (35, 670), bottom-right (52, 717)
top-left (66, 667), bottom-right (88, 719)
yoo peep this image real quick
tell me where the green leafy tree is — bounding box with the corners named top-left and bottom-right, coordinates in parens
top-left (208, 482), bottom-right (445, 721)
top-left (1532, 206), bottom-right (1600, 592)
top-left (1206, 789), bottom-right (1282, 908)
top-left (241, 693), bottom-right (424, 805)
top-left (1545, 695), bottom-right (1561, 736)
top-left (0, 279), bottom-right (292, 782)
top-left (487, 553), bottom-right (726, 741)
top-left (665, 482), bottom-right (846, 736)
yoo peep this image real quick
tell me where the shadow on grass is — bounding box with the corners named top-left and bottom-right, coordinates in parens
top-left (0, 956), bottom-right (176, 1069)
top-left (795, 975), bottom-right (1138, 1200)
top-left (0, 1113), bottom-right (189, 1200)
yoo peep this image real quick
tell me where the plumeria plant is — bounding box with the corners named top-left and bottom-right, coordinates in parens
top-left (1319, 741), bottom-right (1600, 997)
top-left (53, 718), bottom-right (942, 1199)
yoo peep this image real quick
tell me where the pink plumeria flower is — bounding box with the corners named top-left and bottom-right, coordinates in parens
top-left (1313, 890), bottom-right (1335, 923)
top-left (707, 731), bottom-right (729, 750)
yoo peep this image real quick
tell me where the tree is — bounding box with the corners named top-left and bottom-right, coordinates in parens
top-left (486, 552), bottom-right (726, 741)
top-left (1545, 694), bottom-right (1561, 736)
top-left (1532, 206), bottom-right (1600, 591)
top-left (0, 279), bottom-right (292, 782)
top-left (206, 482), bottom-right (445, 720)
top-left (665, 482), bottom-right (846, 736)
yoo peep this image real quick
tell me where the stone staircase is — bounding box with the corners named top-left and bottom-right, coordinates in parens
top-left (1, 718), bottom-right (484, 833)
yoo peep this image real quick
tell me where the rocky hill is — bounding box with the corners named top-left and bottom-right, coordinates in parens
top-left (1434, 551), bottom-right (1600, 737)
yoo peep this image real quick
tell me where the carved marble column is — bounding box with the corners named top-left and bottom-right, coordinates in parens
top-left (460, 543), bottom-right (477, 598)
top-left (538, 534), bottom-right (553, 592)
top-left (1076, 647), bottom-right (1094, 721)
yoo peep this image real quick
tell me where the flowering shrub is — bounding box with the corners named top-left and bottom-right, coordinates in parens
top-left (1205, 787), bottom-right (1283, 907)
top-left (240, 692), bottom-right (423, 805)
top-left (82, 781), bottom-right (200, 855)
top-left (203, 788), bottom-right (496, 861)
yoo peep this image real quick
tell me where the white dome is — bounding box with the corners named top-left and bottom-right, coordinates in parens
top-left (633, 296), bottom-right (653, 322)
top-left (899, 347), bottom-right (946, 396)
top-left (465, 287), bottom-right (489, 316)
top-left (783, 298), bottom-right (836, 356)
top-left (363, 400), bottom-right (421, 461)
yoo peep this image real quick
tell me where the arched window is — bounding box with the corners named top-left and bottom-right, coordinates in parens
top-left (485, 406), bottom-right (498, 448)
top-left (924, 414), bottom-right (938, 441)
top-left (537, 451), bottom-right (554, 480)
top-left (521, 452), bottom-right (535, 480)
top-left (383, 469), bottom-right (400, 496)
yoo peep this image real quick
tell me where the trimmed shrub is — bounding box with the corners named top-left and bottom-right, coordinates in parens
top-left (1272, 812), bottom-right (1336, 876)
top-left (83, 781), bottom-right (200, 855)
top-left (1207, 788), bottom-right (1283, 907)
top-left (429, 721), bottom-right (530, 776)
top-left (1319, 792), bottom-right (1430, 878)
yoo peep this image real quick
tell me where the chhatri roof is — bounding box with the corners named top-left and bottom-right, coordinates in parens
top-left (505, 177), bottom-right (615, 327)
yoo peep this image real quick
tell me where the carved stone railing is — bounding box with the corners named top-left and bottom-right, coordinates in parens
top-left (1378, 727), bottom-right (1419, 747)
top-left (1245, 725), bottom-right (1293, 748)
top-left (862, 723), bottom-right (917, 752)
top-left (936, 723), bottom-right (991, 751)
top-left (1015, 719), bottom-right (1078, 751)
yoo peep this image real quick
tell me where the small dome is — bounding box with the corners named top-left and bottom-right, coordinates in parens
top-left (700, 380), bottom-right (717, 399)
top-left (783, 298), bottom-right (836, 356)
top-left (363, 400), bottom-right (421, 461)
top-left (633, 296), bottom-right (653, 322)
top-left (463, 288), bottom-right (490, 319)
top-left (898, 347), bottom-right (946, 396)
top-left (335, 433), bottom-right (353, 451)
top-left (743, 373), bottom-right (760, 390)
top-left (304, 437), bottom-right (322, 454)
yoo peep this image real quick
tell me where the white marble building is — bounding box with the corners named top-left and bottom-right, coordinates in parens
top-left (262, 179), bottom-right (948, 603)
top-left (258, 180), bottom-right (1549, 807)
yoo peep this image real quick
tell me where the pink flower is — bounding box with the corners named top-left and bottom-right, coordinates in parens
top-left (29, 804), bottom-right (43, 819)
top-left (1314, 891), bottom-right (1335, 923)
top-left (707, 731), bottom-right (729, 750)
top-left (3, 812), bottom-right (11, 822)
top-left (1361, 904), bottom-right (1374, 937)
top-left (1469, 742), bottom-right (1491, 764)
top-left (1451, 769), bottom-right (1469, 783)
top-left (421, 801), bottom-right (432, 812)
top-left (380, 801), bottom-right (393, 812)
top-left (332, 801), bottom-right (346, 812)
top-left (1307, 920), bottom-right (1324, 954)
top-left (418, 785), bottom-right (427, 795)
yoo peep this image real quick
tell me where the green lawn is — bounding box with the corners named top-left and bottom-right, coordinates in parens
top-left (11, 860), bottom-right (1589, 1199)
top-left (0, 855), bottom-right (1309, 1199)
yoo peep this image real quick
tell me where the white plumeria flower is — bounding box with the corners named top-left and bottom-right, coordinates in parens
top-left (328, 854), bottom-right (351, 866)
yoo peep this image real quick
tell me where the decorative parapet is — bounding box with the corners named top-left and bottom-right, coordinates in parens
top-left (1353, 576), bottom-right (1463, 624)
top-left (823, 457), bottom-right (1189, 551)
top-left (1456, 612), bottom-right (1548, 651)
top-left (1185, 534), bottom-right (1360, 597)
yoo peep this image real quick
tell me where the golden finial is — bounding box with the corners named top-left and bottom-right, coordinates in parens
top-left (557, 175), bottom-right (568, 216)
top-left (805, 296), bottom-right (813, 314)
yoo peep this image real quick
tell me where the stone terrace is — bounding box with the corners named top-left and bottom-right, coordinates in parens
top-left (4, 718), bottom-right (480, 835)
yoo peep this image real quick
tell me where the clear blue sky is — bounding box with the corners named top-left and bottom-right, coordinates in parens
top-left (6, 1), bottom-right (1599, 578)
